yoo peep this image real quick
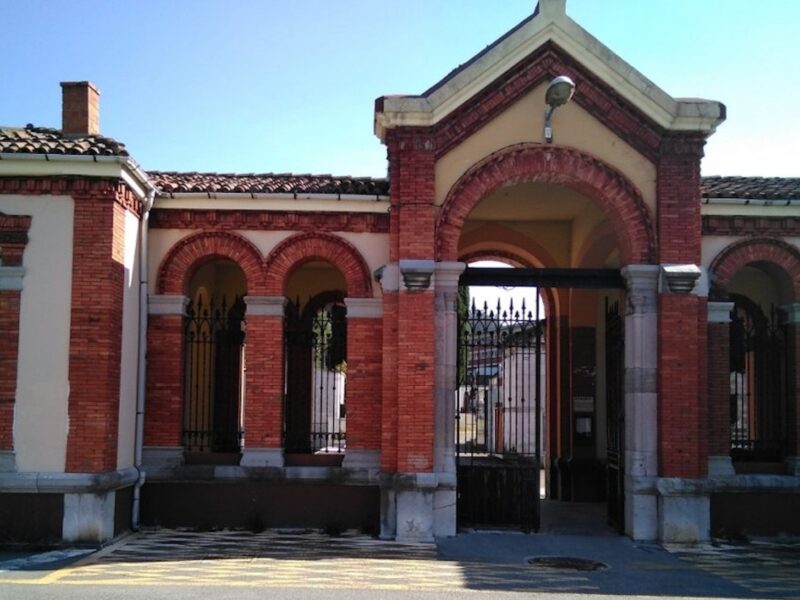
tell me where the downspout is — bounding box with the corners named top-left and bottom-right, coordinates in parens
top-left (132, 185), bottom-right (156, 531)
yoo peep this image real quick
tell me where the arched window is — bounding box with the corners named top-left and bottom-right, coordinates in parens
top-left (729, 294), bottom-right (789, 462)
top-left (283, 262), bottom-right (348, 460)
top-left (183, 259), bottom-right (247, 455)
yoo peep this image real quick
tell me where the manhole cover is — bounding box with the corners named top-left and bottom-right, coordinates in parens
top-left (527, 556), bottom-right (608, 571)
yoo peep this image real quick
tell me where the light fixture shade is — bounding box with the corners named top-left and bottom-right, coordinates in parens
top-left (545, 75), bottom-right (576, 107)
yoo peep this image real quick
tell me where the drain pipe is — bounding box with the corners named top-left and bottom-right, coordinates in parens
top-left (132, 185), bottom-right (156, 531)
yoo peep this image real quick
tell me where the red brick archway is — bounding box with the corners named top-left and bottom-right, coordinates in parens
top-left (710, 237), bottom-right (800, 301)
top-left (157, 231), bottom-right (265, 295)
top-left (436, 144), bottom-right (656, 265)
top-left (264, 232), bottom-right (373, 298)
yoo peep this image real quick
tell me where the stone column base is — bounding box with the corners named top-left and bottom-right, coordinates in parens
top-left (380, 472), bottom-right (457, 542)
top-left (63, 491), bottom-right (116, 543)
top-left (625, 486), bottom-right (658, 542)
top-left (240, 447), bottom-right (284, 468)
top-left (656, 478), bottom-right (711, 543)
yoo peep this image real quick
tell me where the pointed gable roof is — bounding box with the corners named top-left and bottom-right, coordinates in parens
top-left (375, 0), bottom-right (725, 143)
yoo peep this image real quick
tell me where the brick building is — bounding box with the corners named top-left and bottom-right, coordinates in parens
top-left (1, 0), bottom-right (798, 545)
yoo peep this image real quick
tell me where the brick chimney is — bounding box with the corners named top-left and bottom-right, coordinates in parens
top-left (60, 81), bottom-right (100, 135)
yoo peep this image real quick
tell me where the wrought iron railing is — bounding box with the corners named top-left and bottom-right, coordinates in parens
top-left (456, 297), bottom-right (544, 460)
top-left (729, 301), bottom-right (789, 461)
top-left (183, 295), bottom-right (245, 453)
top-left (284, 301), bottom-right (347, 454)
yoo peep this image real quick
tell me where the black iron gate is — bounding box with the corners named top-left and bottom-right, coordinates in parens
top-left (183, 295), bottom-right (245, 452)
top-left (284, 297), bottom-right (347, 455)
top-left (605, 299), bottom-right (624, 531)
top-left (456, 294), bottom-right (543, 531)
top-left (729, 298), bottom-right (789, 461)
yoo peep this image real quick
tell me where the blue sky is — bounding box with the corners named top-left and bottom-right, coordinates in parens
top-left (1, 0), bottom-right (798, 178)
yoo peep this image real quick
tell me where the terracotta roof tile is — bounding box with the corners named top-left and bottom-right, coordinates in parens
top-left (2, 124), bottom-right (797, 201)
top-left (701, 176), bottom-right (800, 200)
top-left (0, 125), bottom-right (128, 157)
top-left (149, 171), bottom-right (390, 197)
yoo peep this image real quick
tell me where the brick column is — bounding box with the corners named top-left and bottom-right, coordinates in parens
top-left (342, 297), bottom-right (383, 470)
top-left (784, 303), bottom-right (800, 476)
top-left (397, 264), bottom-right (435, 473)
top-left (620, 265), bottom-right (659, 540)
top-left (65, 190), bottom-right (128, 473)
top-left (0, 269), bottom-right (24, 471)
top-left (379, 286), bottom-right (399, 472)
top-left (707, 301), bottom-right (735, 475)
top-left (142, 295), bottom-right (189, 467)
top-left (382, 128), bottom-right (439, 541)
top-left (240, 296), bottom-right (285, 468)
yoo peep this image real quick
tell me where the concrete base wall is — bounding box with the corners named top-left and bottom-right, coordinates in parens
top-left (712, 492), bottom-right (800, 538)
top-left (141, 481), bottom-right (379, 533)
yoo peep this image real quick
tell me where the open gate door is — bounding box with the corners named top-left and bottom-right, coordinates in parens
top-left (455, 266), bottom-right (625, 533)
top-left (455, 292), bottom-right (543, 532)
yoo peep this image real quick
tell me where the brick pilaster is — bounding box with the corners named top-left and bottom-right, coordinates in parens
top-left (242, 297), bottom-right (285, 451)
top-left (658, 294), bottom-right (706, 478)
top-left (144, 297), bottom-right (188, 447)
top-left (380, 291), bottom-right (399, 471)
top-left (655, 134), bottom-right (707, 479)
top-left (397, 289), bottom-right (435, 472)
top-left (65, 189), bottom-right (129, 473)
top-left (707, 303), bottom-right (734, 462)
top-left (344, 300), bottom-right (383, 452)
top-left (0, 290), bottom-right (22, 453)
top-left (657, 133), bottom-right (705, 264)
top-left (386, 127), bottom-right (437, 473)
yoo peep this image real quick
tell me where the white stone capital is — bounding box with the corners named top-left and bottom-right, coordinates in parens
top-left (148, 294), bottom-right (189, 316)
top-left (707, 301), bottom-right (734, 324)
top-left (434, 261), bottom-right (466, 291)
top-left (399, 259), bottom-right (435, 291)
top-left (661, 264), bottom-right (702, 294)
top-left (621, 264), bottom-right (659, 315)
top-left (244, 295), bottom-right (287, 317)
top-left (345, 297), bottom-right (383, 319)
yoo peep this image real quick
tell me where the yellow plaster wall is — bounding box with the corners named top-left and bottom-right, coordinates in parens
top-left (435, 82), bottom-right (656, 212)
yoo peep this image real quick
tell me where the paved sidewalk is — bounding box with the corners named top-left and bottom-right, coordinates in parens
top-left (1, 529), bottom-right (798, 597)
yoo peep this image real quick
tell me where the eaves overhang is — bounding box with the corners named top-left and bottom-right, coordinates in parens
top-left (0, 152), bottom-right (154, 199)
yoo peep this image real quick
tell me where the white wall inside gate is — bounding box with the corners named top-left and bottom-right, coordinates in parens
top-left (1, 195), bottom-right (74, 472)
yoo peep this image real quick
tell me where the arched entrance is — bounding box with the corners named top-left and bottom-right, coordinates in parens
top-left (440, 145), bottom-right (655, 533)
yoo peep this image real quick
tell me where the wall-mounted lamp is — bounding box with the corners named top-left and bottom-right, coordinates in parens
top-left (544, 75), bottom-right (575, 143)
